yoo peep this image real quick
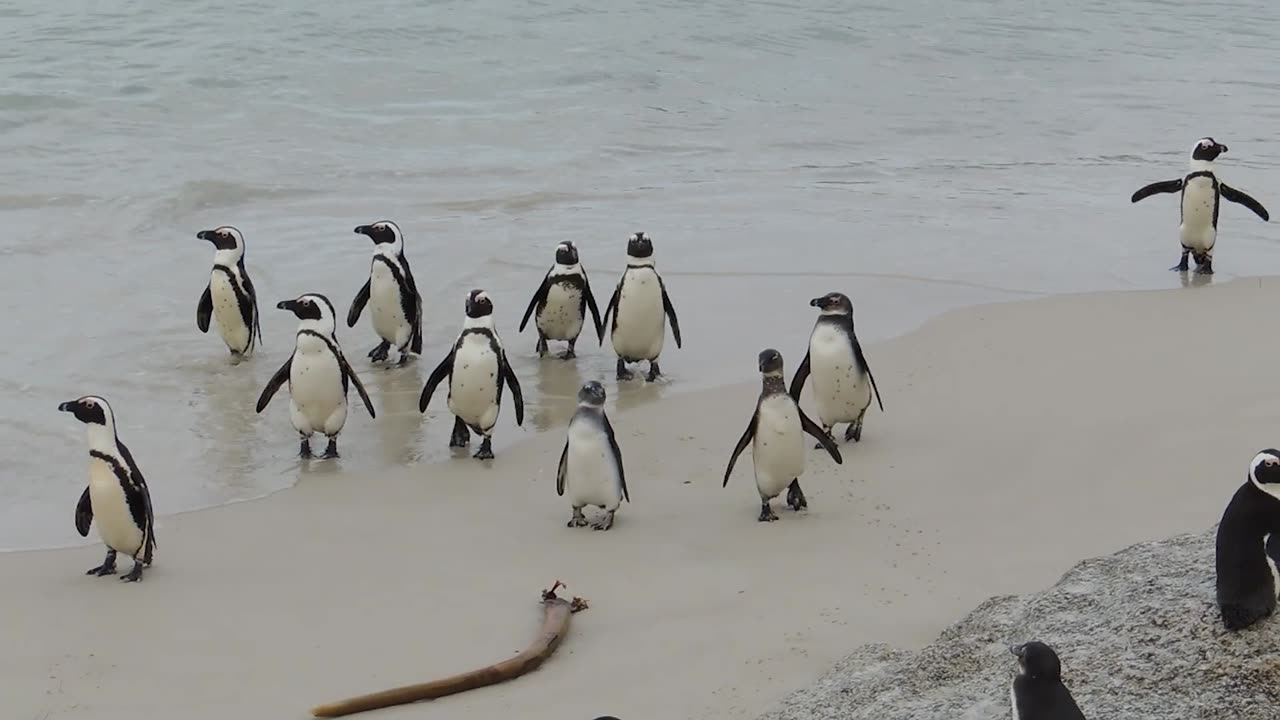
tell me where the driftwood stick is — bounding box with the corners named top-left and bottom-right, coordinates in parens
top-left (310, 580), bottom-right (589, 718)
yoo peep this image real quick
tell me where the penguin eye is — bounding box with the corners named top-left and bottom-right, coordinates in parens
top-left (1267, 459), bottom-right (1277, 467)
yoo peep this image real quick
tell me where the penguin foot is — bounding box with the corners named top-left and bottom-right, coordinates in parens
top-left (120, 562), bottom-right (144, 583)
top-left (646, 361), bottom-right (662, 382)
top-left (86, 550), bottom-right (117, 576)
top-left (322, 437), bottom-right (340, 459)
top-left (299, 437), bottom-right (313, 458)
top-left (368, 341), bottom-right (391, 363)
top-left (592, 511), bottom-right (616, 531)
top-left (1194, 263), bottom-right (1214, 275)
top-left (844, 422), bottom-right (863, 443)
top-left (1170, 255), bottom-right (1190, 272)
top-left (616, 358), bottom-right (634, 381)
top-left (449, 417), bottom-right (471, 448)
top-left (536, 335), bottom-right (549, 357)
top-left (786, 479), bottom-right (808, 511)
top-left (1221, 603), bottom-right (1272, 631)
top-left (758, 502), bottom-right (779, 522)
top-left (567, 508), bottom-right (589, 528)
top-left (560, 344), bottom-right (577, 360)
top-left (474, 437), bottom-right (494, 460)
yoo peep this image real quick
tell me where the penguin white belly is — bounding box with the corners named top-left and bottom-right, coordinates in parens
top-left (369, 262), bottom-right (410, 348)
top-left (809, 327), bottom-right (872, 425)
top-left (210, 270), bottom-right (250, 354)
top-left (88, 457), bottom-right (143, 556)
top-left (448, 336), bottom-right (501, 430)
top-left (752, 395), bottom-right (806, 499)
top-left (564, 417), bottom-right (623, 510)
top-left (1265, 533), bottom-right (1280, 597)
top-left (1179, 178), bottom-right (1218, 251)
top-left (288, 339), bottom-right (347, 436)
top-left (537, 283), bottom-right (585, 340)
top-left (611, 269), bottom-right (666, 360)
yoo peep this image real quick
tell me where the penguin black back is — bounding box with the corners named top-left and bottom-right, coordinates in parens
top-left (1010, 641), bottom-right (1086, 720)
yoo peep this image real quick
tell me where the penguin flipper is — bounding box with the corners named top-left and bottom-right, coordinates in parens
top-left (256, 354), bottom-right (294, 413)
top-left (555, 438), bottom-right (569, 497)
top-left (788, 351), bottom-right (812, 402)
top-left (799, 406), bottom-right (842, 464)
top-left (74, 486), bottom-right (93, 537)
top-left (657, 275), bottom-right (682, 349)
top-left (116, 440), bottom-right (157, 558)
top-left (853, 340), bottom-right (885, 412)
top-left (519, 270), bottom-right (552, 333)
top-left (399, 257), bottom-right (424, 354)
top-left (604, 411), bottom-right (628, 502)
top-left (347, 278), bottom-right (371, 328)
top-left (601, 282), bottom-right (621, 346)
top-left (499, 351), bottom-right (525, 426)
top-left (723, 411), bottom-right (758, 487)
top-left (338, 352), bottom-right (377, 419)
top-left (582, 271), bottom-right (605, 343)
top-left (241, 270), bottom-right (264, 346)
top-left (1130, 178), bottom-right (1183, 203)
top-left (1220, 183), bottom-right (1271, 221)
top-left (197, 284), bottom-right (213, 334)
top-left (419, 350), bottom-right (455, 413)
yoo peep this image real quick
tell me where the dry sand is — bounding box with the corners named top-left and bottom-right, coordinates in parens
top-left (6, 275), bottom-right (1278, 720)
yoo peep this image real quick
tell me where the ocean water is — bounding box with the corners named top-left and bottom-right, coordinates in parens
top-left (3, 0), bottom-right (1280, 550)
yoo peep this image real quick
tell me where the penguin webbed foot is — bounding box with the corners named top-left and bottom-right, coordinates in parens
top-left (591, 510), bottom-right (616, 531)
top-left (368, 341), bottom-right (391, 363)
top-left (449, 417), bottom-right (470, 448)
top-left (474, 437), bottom-right (494, 460)
top-left (1194, 263), bottom-right (1214, 275)
top-left (299, 437), bottom-right (313, 458)
top-left (1220, 603), bottom-right (1272, 631)
top-left (758, 501), bottom-right (779, 522)
top-left (120, 562), bottom-right (144, 583)
top-left (616, 358), bottom-right (634, 381)
top-left (536, 335), bottom-right (549, 357)
top-left (646, 361), bottom-right (662, 382)
top-left (86, 550), bottom-right (117, 576)
top-left (1170, 253), bottom-right (1190, 272)
top-left (786, 479), bottom-right (808, 511)
top-left (322, 437), bottom-right (340, 459)
top-left (844, 421), bottom-right (863, 443)
top-left (567, 507), bottom-right (589, 528)
top-left (560, 339), bottom-right (577, 360)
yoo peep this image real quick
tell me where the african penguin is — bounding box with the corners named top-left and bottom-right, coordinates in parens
top-left (600, 232), bottom-right (682, 382)
top-left (419, 289), bottom-right (525, 460)
top-left (346, 220), bottom-right (423, 365)
top-left (1130, 137), bottom-right (1270, 275)
top-left (1008, 641), bottom-right (1087, 720)
top-left (196, 226), bottom-right (263, 359)
top-left (256, 293), bottom-right (376, 459)
top-left (1215, 448), bottom-right (1280, 631)
top-left (518, 241), bottom-right (605, 359)
top-left (556, 380), bottom-right (629, 531)
top-left (58, 396), bottom-right (157, 583)
top-left (723, 349), bottom-right (843, 522)
top-left (789, 292), bottom-right (884, 449)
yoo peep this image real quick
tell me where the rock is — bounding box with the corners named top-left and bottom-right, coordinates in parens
top-left (754, 527), bottom-right (1280, 720)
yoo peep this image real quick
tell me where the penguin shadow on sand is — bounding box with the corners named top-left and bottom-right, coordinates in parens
top-left (368, 361), bottom-right (426, 465)
top-left (529, 358), bottom-right (585, 433)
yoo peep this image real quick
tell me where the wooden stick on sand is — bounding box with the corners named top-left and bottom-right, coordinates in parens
top-left (310, 581), bottom-right (590, 718)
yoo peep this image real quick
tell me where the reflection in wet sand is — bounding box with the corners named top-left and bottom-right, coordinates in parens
top-left (368, 362), bottom-right (426, 466)
top-left (613, 378), bottom-right (667, 416)
top-left (1179, 271), bottom-right (1214, 289)
top-left (194, 356), bottom-right (269, 496)
top-left (529, 358), bottom-right (585, 433)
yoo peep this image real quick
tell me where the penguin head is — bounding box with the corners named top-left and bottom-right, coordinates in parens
top-left (278, 294), bottom-right (336, 331)
top-left (1191, 137), bottom-right (1228, 162)
top-left (1010, 641), bottom-right (1063, 681)
top-left (1248, 449), bottom-right (1280, 500)
top-left (758, 348), bottom-right (784, 375)
top-left (354, 221), bottom-right (403, 252)
top-left (197, 226), bottom-right (245, 260)
top-left (555, 241), bottom-right (580, 266)
top-left (810, 292), bottom-right (853, 316)
top-left (58, 395), bottom-right (112, 427)
top-left (465, 289), bottom-right (495, 319)
top-left (626, 232), bottom-right (654, 260)
top-left (577, 380), bottom-right (607, 407)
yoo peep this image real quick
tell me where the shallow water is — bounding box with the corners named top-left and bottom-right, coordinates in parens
top-left (4, 0), bottom-right (1280, 550)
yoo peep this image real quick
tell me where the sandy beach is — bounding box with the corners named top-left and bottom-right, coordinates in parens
top-left (7, 274), bottom-right (1279, 720)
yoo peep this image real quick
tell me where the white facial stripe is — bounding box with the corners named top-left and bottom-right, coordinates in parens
top-left (1249, 452), bottom-right (1280, 500)
top-left (476, 291), bottom-right (489, 303)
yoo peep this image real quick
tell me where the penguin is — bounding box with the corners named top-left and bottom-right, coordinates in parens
top-left (788, 292), bottom-right (884, 448)
top-left (723, 349), bottom-right (843, 522)
top-left (1008, 641), bottom-right (1087, 720)
top-left (419, 289), bottom-right (525, 460)
top-left (58, 396), bottom-right (157, 583)
top-left (195, 225), bottom-right (263, 359)
top-left (599, 232), bottom-right (682, 382)
top-left (346, 220), bottom-right (423, 365)
top-left (556, 380), bottom-right (629, 531)
top-left (1215, 448), bottom-right (1280, 631)
top-left (518, 240), bottom-right (605, 359)
top-left (256, 293), bottom-right (376, 458)
top-left (1130, 137), bottom-right (1270, 275)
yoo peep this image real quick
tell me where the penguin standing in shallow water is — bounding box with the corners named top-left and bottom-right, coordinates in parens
top-left (1008, 641), bottom-right (1087, 720)
top-left (600, 232), bottom-right (682, 382)
top-left (1130, 137), bottom-right (1270, 275)
top-left (724, 349), bottom-right (842, 522)
top-left (789, 292), bottom-right (884, 448)
top-left (419, 289), bottom-right (525, 460)
top-left (196, 226), bottom-right (263, 360)
top-left (346, 220), bottom-right (423, 365)
top-left (58, 396), bottom-right (156, 583)
top-left (256, 293), bottom-right (376, 458)
top-left (518, 241), bottom-right (605, 359)
top-left (556, 381), bottom-right (628, 531)
top-left (1215, 448), bottom-right (1280, 631)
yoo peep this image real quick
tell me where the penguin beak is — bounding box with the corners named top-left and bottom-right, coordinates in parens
top-left (196, 230), bottom-right (214, 241)
top-left (1219, 144), bottom-right (1229, 153)
top-left (809, 297), bottom-right (825, 308)
top-left (277, 300), bottom-right (298, 312)
top-left (1009, 644), bottom-right (1024, 657)
top-left (57, 401), bottom-right (75, 413)
top-left (354, 225), bottom-right (372, 238)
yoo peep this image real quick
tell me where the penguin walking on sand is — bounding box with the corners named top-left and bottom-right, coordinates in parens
top-left (256, 293), bottom-right (376, 459)
top-left (419, 289), bottom-right (525, 460)
top-left (600, 232), bottom-right (682, 382)
top-left (196, 226), bottom-right (263, 360)
top-left (518, 241), bottom-right (605, 359)
top-left (1008, 641), bottom-right (1087, 720)
top-left (58, 396), bottom-right (156, 583)
top-left (724, 349), bottom-right (843, 522)
top-left (1215, 448), bottom-right (1280, 631)
top-left (789, 292), bottom-right (884, 448)
top-left (346, 220), bottom-right (423, 365)
top-left (1130, 137), bottom-right (1270, 275)
top-left (556, 380), bottom-right (628, 531)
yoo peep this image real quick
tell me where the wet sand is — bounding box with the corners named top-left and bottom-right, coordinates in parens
top-left (5, 274), bottom-right (1275, 720)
